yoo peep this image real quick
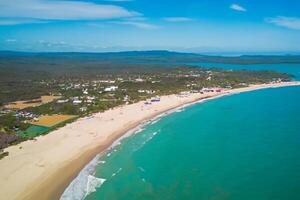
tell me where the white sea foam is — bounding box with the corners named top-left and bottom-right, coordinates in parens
top-left (112, 168), bottom-right (122, 177)
top-left (97, 160), bottom-right (105, 164)
top-left (151, 119), bottom-right (159, 125)
top-left (60, 155), bottom-right (106, 200)
top-left (175, 108), bottom-right (185, 112)
top-left (85, 175), bottom-right (106, 198)
top-left (134, 130), bottom-right (161, 152)
top-left (134, 127), bottom-right (144, 134)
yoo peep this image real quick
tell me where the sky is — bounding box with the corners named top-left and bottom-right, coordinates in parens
top-left (0, 0), bottom-right (300, 54)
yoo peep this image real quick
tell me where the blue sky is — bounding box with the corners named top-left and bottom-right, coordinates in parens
top-left (0, 0), bottom-right (300, 54)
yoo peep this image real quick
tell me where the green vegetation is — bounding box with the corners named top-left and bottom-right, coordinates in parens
top-left (0, 51), bottom-right (293, 151)
top-left (18, 126), bottom-right (49, 139)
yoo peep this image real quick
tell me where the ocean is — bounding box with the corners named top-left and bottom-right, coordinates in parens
top-left (61, 63), bottom-right (300, 200)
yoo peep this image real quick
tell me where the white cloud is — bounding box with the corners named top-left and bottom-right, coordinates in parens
top-left (266, 16), bottom-right (300, 30)
top-left (112, 21), bottom-right (158, 30)
top-left (0, 0), bottom-right (140, 24)
top-left (230, 4), bottom-right (246, 12)
top-left (163, 17), bottom-right (194, 22)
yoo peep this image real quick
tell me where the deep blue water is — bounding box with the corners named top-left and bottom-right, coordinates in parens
top-left (79, 63), bottom-right (300, 200)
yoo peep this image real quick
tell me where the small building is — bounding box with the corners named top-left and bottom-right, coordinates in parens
top-left (150, 97), bottom-right (160, 102)
top-left (57, 99), bottom-right (69, 104)
top-left (123, 95), bottom-right (130, 102)
top-left (73, 100), bottom-right (82, 105)
top-left (135, 78), bottom-right (144, 82)
top-left (83, 89), bottom-right (88, 95)
top-left (86, 96), bottom-right (96, 100)
top-left (80, 107), bottom-right (87, 112)
top-left (104, 86), bottom-right (118, 92)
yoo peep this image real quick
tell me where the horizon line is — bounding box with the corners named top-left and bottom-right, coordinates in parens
top-left (1, 49), bottom-right (300, 57)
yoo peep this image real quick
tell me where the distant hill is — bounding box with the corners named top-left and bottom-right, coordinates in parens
top-left (0, 50), bottom-right (300, 64)
top-left (0, 50), bottom-right (198, 59)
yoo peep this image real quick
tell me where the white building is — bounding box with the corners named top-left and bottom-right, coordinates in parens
top-left (83, 89), bottom-right (88, 95)
top-left (57, 99), bottom-right (69, 104)
top-left (104, 86), bottom-right (118, 92)
top-left (73, 100), bottom-right (82, 105)
top-left (80, 107), bottom-right (87, 112)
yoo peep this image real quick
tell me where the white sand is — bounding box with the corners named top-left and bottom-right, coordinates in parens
top-left (0, 81), bottom-right (299, 200)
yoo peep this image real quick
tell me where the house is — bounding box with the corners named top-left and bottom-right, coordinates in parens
top-left (144, 102), bottom-right (151, 105)
top-left (123, 95), bottom-right (130, 101)
top-left (73, 100), bottom-right (82, 105)
top-left (150, 97), bottom-right (160, 102)
top-left (74, 84), bottom-right (81, 89)
top-left (138, 90), bottom-right (156, 94)
top-left (135, 78), bottom-right (144, 82)
top-left (57, 99), bottom-right (69, 104)
top-left (86, 96), bottom-right (95, 100)
top-left (83, 89), bottom-right (88, 95)
top-left (104, 86), bottom-right (118, 92)
top-left (86, 96), bottom-right (96, 103)
top-left (148, 90), bottom-right (156, 94)
top-left (80, 107), bottom-right (87, 112)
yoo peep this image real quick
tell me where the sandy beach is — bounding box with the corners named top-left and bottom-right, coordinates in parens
top-left (0, 81), bottom-right (299, 200)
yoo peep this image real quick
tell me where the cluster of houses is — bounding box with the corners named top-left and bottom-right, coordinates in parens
top-left (177, 87), bottom-right (223, 98)
top-left (138, 89), bottom-right (156, 94)
top-left (270, 78), bottom-right (283, 84)
top-left (58, 96), bottom-right (96, 104)
top-left (201, 88), bottom-right (223, 93)
top-left (55, 83), bottom-right (122, 113)
top-left (48, 74), bottom-right (227, 114)
top-left (15, 111), bottom-right (40, 119)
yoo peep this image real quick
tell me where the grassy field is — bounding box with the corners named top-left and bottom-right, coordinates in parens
top-left (30, 114), bottom-right (77, 127)
top-left (18, 125), bottom-right (50, 139)
top-left (4, 96), bottom-right (61, 110)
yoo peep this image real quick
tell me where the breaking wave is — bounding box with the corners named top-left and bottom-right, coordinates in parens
top-left (85, 175), bottom-right (106, 198)
top-left (59, 155), bottom-right (106, 200)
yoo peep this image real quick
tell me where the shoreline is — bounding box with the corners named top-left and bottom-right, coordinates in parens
top-left (0, 81), bottom-right (300, 200)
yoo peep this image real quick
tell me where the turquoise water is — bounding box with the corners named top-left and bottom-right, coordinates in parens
top-left (81, 64), bottom-right (300, 200)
